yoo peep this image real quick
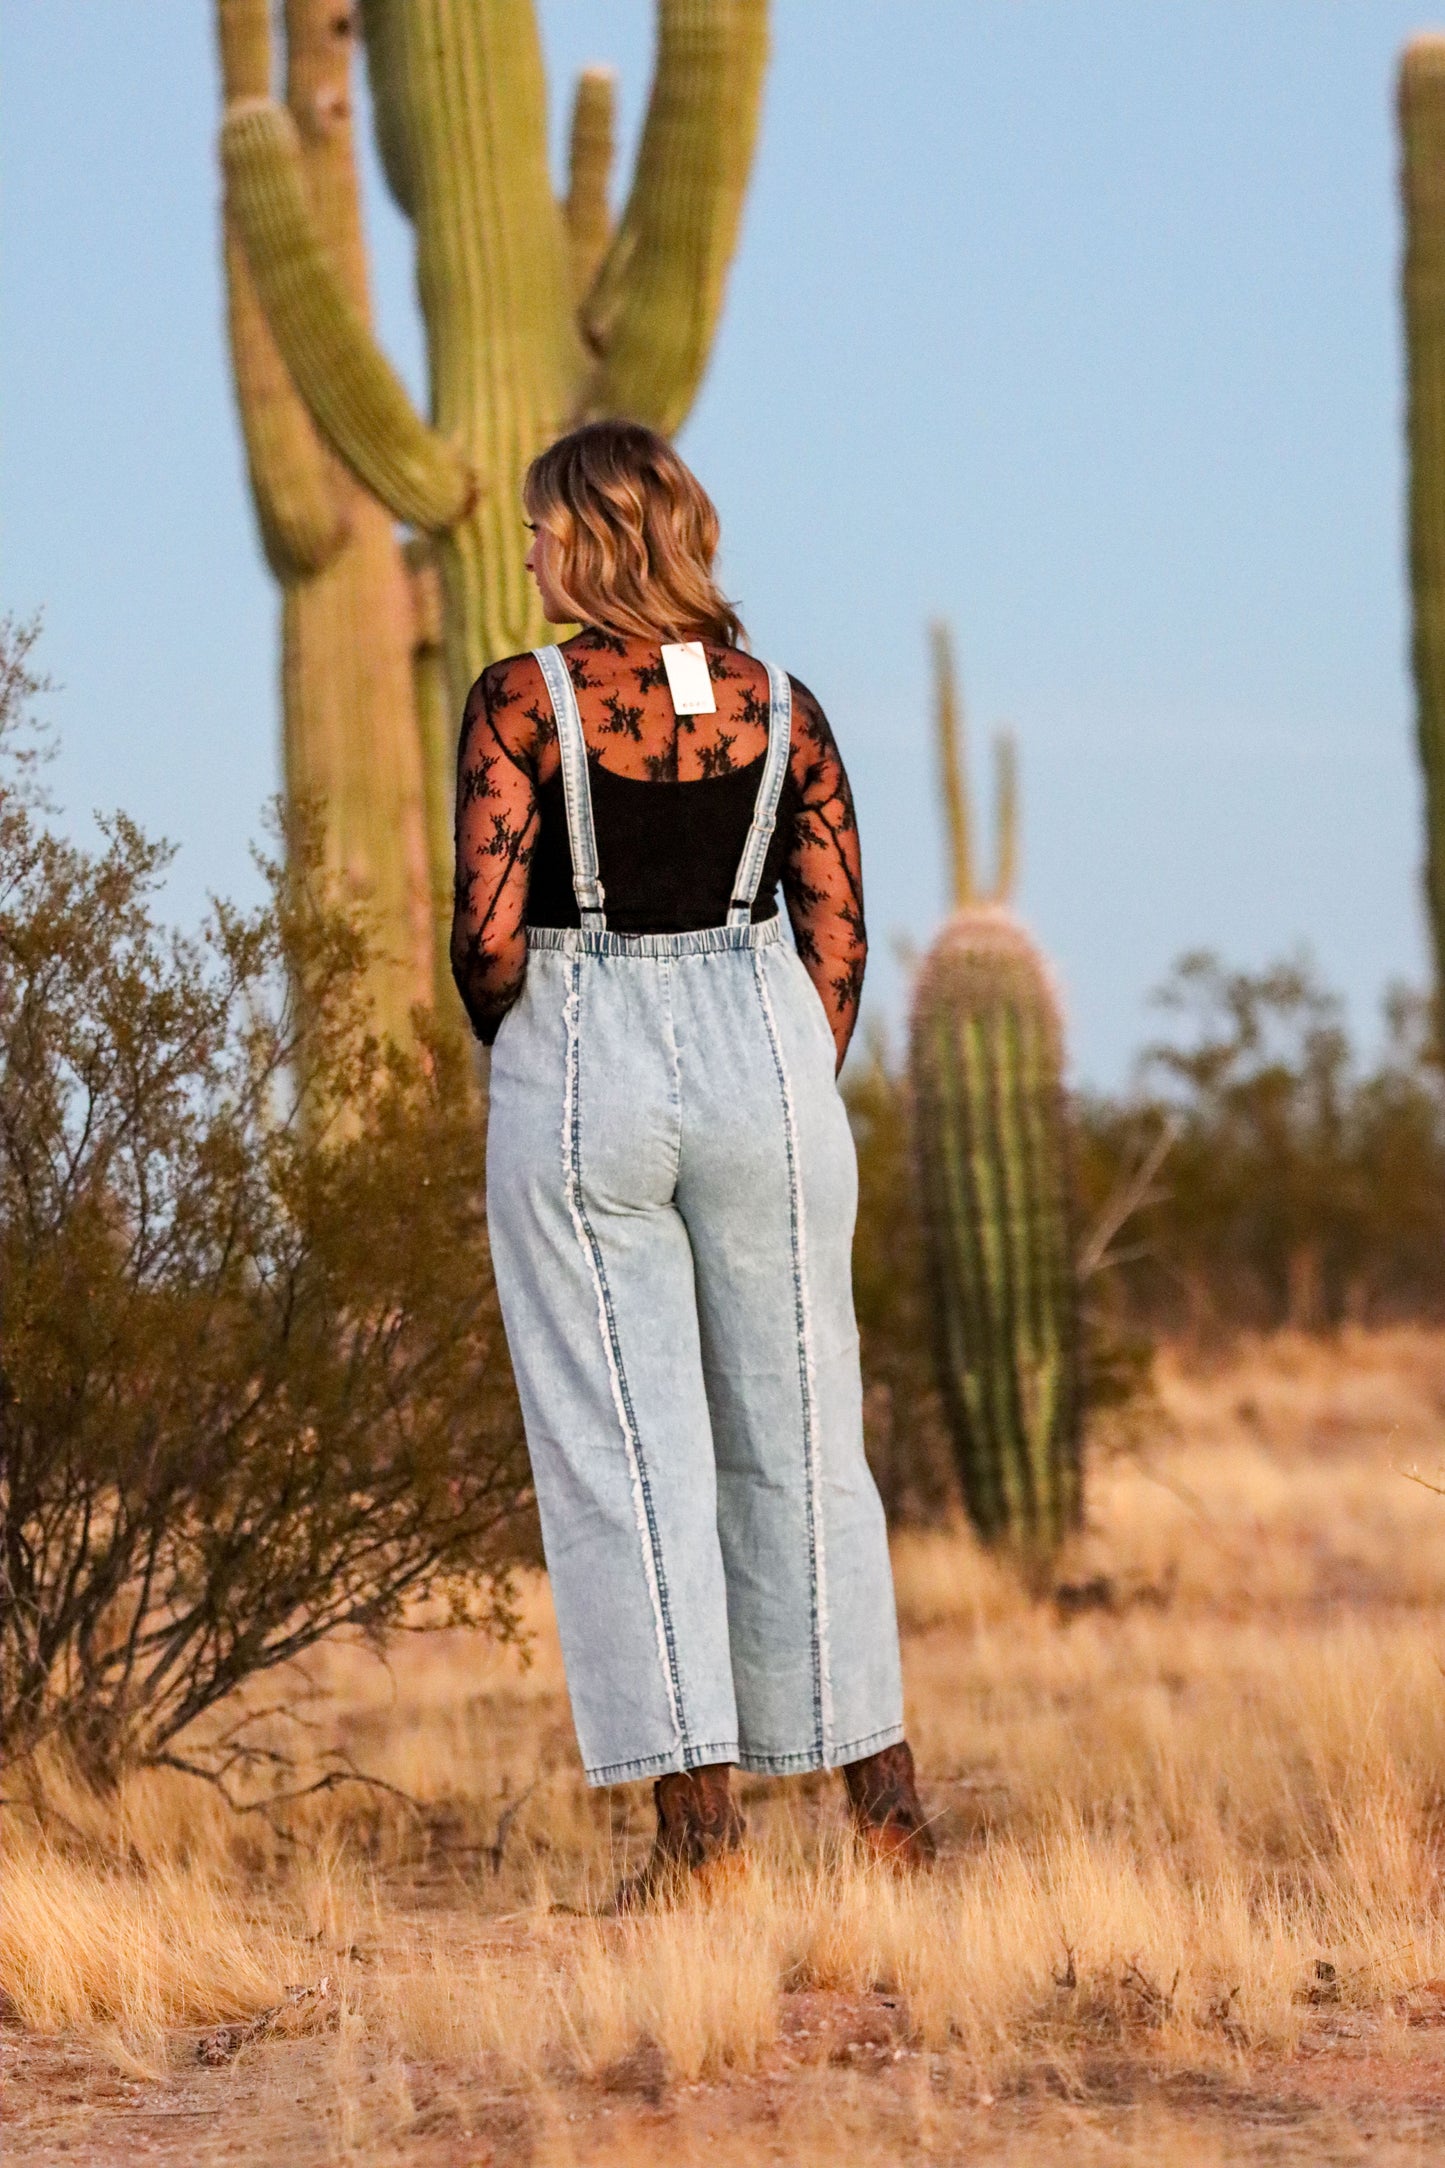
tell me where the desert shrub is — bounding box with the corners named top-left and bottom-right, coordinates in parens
top-left (0, 626), bottom-right (529, 1786)
top-left (1077, 953), bottom-right (1445, 1335)
top-left (844, 1034), bottom-right (956, 1524)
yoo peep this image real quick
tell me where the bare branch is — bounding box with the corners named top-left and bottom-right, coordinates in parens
top-left (1078, 1112), bottom-right (1182, 1281)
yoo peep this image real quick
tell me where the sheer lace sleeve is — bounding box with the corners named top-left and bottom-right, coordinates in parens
top-left (782, 678), bottom-right (867, 1069)
top-left (450, 654), bottom-right (549, 1044)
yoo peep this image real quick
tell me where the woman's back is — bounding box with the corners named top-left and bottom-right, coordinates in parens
top-left (452, 628), bottom-right (867, 1055)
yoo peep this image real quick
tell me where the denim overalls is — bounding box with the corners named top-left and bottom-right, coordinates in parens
top-left (486, 646), bottom-right (905, 1786)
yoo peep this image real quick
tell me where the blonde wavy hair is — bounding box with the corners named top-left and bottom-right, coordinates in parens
top-left (523, 420), bottom-right (745, 647)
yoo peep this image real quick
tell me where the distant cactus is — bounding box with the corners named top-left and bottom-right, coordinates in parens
top-left (218, 0), bottom-right (769, 971)
top-left (1401, 38), bottom-right (1445, 1018)
top-left (216, 0), bottom-right (435, 1045)
top-left (907, 624), bottom-right (1081, 1573)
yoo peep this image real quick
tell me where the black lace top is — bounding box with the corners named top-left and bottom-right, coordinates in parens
top-left (451, 629), bottom-right (868, 1064)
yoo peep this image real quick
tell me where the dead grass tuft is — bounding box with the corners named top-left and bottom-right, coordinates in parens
top-left (0, 1828), bottom-right (316, 2038)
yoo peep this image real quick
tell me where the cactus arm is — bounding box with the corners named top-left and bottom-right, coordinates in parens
top-left (223, 225), bottom-right (349, 579)
top-left (222, 99), bottom-right (475, 531)
top-left (931, 620), bottom-right (974, 908)
top-left (583, 0), bottom-right (769, 432)
top-left (991, 732), bottom-right (1018, 904)
top-left (566, 68), bottom-right (617, 310)
top-left (217, 0), bottom-right (346, 580)
top-left (1401, 38), bottom-right (1445, 1002)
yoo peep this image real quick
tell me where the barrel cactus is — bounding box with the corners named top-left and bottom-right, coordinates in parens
top-left (908, 624), bottom-right (1081, 1574)
top-left (1400, 38), bottom-right (1445, 1017)
top-left (218, 0), bottom-right (769, 989)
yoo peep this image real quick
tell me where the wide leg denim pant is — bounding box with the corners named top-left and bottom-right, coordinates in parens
top-left (486, 919), bottom-right (905, 1785)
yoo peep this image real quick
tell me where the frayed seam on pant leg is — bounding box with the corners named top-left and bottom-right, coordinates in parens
top-left (584, 1739), bottom-right (741, 1788)
top-left (750, 949), bottom-right (835, 1759)
top-left (562, 954), bottom-right (686, 1758)
top-left (735, 1723), bottom-right (907, 1778)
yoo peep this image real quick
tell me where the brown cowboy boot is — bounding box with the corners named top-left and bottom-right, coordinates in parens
top-left (841, 1739), bottom-right (937, 1869)
top-left (610, 1762), bottom-right (746, 1913)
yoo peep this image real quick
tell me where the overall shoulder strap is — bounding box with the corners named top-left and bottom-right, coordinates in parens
top-left (533, 645), bottom-right (606, 931)
top-left (727, 663), bottom-right (792, 928)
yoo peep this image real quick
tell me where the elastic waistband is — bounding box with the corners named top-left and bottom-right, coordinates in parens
top-left (527, 917), bottom-right (784, 960)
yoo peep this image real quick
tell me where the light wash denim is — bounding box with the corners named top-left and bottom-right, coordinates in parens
top-left (485, 646), bottom-right (904, 1786)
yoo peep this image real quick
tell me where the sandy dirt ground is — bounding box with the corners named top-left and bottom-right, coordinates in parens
top-left (6, 1328), bottom-right (1445, 2165)
top-left (8, 1993), bottom-right (1445, 2164)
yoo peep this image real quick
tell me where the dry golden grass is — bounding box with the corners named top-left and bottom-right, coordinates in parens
top-left (5, 1325), bottom-right (1445, 2163)
top-left (374, 1892), bottom-right (783, 2085)
top-left (0, 1834), bottom-right (318, 2039)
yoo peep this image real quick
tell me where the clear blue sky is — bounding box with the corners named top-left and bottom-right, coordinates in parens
top-left (1, 2), bottom-right (1434, 1084)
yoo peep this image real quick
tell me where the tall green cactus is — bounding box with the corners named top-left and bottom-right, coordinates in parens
top-left (908, 624), bottom-right (1081, 1574)
top-left (217, 0), bottom-right (435, 1047)
top-left (1401, 38), bottom-right (1445, 1018)
top-left (218, 0), bottom-right (770, 948)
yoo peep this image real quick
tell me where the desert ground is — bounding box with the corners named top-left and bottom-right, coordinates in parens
top-left (5, 1328), bottom-right (1445, 2165)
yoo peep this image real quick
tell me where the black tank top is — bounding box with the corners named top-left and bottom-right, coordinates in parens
top-left (526, 758), bottom-right (801, 935)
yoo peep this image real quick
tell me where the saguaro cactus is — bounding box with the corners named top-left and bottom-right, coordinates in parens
top-left (907, 624), bottom-right (1081, 1574)
top-left (1401, 38), bottom-right (1445, 1018)
top-left (217, 0), bottom-right (435, 1044)
top-left (219, 0), bottom-right (769, 930)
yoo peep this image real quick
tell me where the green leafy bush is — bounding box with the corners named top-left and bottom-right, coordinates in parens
top-left (0, 626), bottom-right (529, 1785)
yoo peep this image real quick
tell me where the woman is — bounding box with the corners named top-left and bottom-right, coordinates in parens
top-left (451, 419), bottom-right (932, 1902)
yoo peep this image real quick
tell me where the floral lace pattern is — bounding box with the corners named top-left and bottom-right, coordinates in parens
top-left (451, 630), bottom-right (867, 1061)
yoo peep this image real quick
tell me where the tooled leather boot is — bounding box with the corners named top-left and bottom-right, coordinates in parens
top-left (610, 1762), bottom-right (747, 1913)
top-left (841, 1739), bottom-right (937, 1869)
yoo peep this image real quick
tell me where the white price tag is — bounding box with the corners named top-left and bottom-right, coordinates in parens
top-left (660, 640), bottom-right (717, 716)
